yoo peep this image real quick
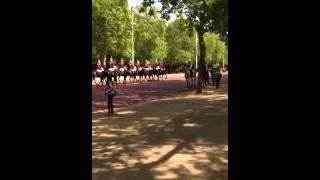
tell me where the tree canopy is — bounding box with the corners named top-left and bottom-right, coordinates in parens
top-left (92, 0), bottom-right (228, 87)
top-left (142, 0), bottom-right (228, 93)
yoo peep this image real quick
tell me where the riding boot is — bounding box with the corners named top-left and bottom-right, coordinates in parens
top-left (216, 80), bottom-right (220, 89)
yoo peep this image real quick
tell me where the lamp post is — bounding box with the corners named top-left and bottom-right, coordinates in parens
top-left (195, 31), bottom-right (198, 70)
top-left (131, 7), bottom-right (134, 65)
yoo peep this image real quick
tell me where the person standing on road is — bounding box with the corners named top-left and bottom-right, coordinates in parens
top-left (214, 68), bottom-right (222, 89)
top-left (105, 81), bottom-right (117, 116)
top-left (211, 68), bottom-right (216, 86)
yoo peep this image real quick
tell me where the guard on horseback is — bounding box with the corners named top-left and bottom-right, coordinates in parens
top-left (119, 58), bottom-right (126, 72)
top-left (145, 60), bottom-right (151, 70)
top-left (96, 60), bottom-right (104, 74)
top-left (108, 57), bottom-right (116, 72)
top-left (94, 59), bottom-right (105, 86)
top-left (137, 61), bottom-right (142, 71)
top-left (160, 62), bottom-right (164, 70)
top-left (187, 61), bottom-right (194, 71)
top-left (155, 62), bottom-right (161, 70)
top-left (129, 62), bottom-right (136, 72)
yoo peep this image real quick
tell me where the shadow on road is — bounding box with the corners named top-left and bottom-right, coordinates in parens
top-left (92, 93), bottom-right (228, 180)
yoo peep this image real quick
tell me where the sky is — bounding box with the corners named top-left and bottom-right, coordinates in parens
top-left (128, 0), bottom-right (176, 22)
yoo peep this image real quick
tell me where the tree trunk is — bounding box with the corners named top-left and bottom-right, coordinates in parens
top-left (99, 47), bottom-right (104, 64)
top-left (197, 29), bottom-right (205, 93)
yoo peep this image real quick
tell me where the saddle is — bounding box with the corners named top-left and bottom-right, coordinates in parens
top-left (108, 67), bottom-right (116, 72)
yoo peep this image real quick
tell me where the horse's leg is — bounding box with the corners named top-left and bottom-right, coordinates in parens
top-left (113, 74), bottom-right (116, 84)
top-left (97, 76), bottom-right (102, 86)
top-left (186, 77), bottom-right (189, 87)
top-left (93, 77), bottom-right (98, 86)
top-left (96, 77), bottom-right (100, 86)
top-left (101, 77), bottom-right (104, 86)
top-left (129, 73), bottom-right (131, 83)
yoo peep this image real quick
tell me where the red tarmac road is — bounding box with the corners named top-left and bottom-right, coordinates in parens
top-left (92, 72), bottom-right (228, 112)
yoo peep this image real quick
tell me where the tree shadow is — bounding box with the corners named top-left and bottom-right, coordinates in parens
top-left (92, 93), bottom-right (228, 180)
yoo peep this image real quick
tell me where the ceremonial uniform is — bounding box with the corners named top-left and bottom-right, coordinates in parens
top-left (96, 60), bottom-right (104, 73)
top-left (119, 58), bottom-right (126, 71)
top-left (109, 58), bottom-right (116, 71)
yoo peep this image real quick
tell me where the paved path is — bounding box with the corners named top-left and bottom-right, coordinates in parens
top-left (92, 72), bottom-right (228, 113)
top-left (92, 73), bottom-right (228, 180)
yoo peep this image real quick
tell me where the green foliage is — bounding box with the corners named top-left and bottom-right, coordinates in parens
top-left (92, 0), bottom-right (131, 62)
top-left (204, 33), bottom-right (227, 66)
top-left (143, 0), bottom-right (228, 93)
top-left (165, 19), bottom-right (195, 65)
top-left (92, 0), bottom-right (228, 77)
top-left (134, 7), bottom-right (167, 63)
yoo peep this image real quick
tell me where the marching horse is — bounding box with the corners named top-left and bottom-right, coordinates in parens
top-left (183, 65), bottom-right (197, 88)
top-left (128, 66), bottom-right (138, 83)
top-left (117, 66), bottom-right (129, 84)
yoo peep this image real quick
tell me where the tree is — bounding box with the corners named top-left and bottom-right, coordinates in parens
top-left (143, 0), bottom-right (228, 93)
top-left (165, 19), bottom-right (195, 70)
top-left (204, 32), bottom-right (227, 66)
top-left (134, 6), bottom-right (167, 64)
top-left (92, 0), bottom-right (131, 63)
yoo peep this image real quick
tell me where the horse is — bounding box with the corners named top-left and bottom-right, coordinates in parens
top-left (127, 66), bottom-right (138, 83)
top-left (92, 70), bottom-right (106, 86)
top-left (153, 65), bottom-right (167, 80)
top-left (92, 71), bottom-right (98, 86)
top-left (137, 66), bottom-right (146, 82)
top-left (103, 68), bottom-right (118, 85)
top-left (202, 68), bottom-right (210, 87)
top-left (159, 66), bottom-right (168, 80)
top-left (117, 66), bottom-right (129, 84)
top-left (183, 65), bottom-right (197, 88)
top-left (143, 66), bottom-right (154, 81)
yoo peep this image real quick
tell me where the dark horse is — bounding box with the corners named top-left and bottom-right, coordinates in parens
top-left (92, 70), bottom-right (106, 86)
top-left (127, 67), bottom-right (138, 83)
top-left (183, 65), bottom-right (197, 88)
top-left (137, 66), bottom-right (146, 82)
top-left (117, 67), bottom-right (129, 84)
top-left (104, 68), bottom-right (118, 85)
top-left (143, 66), bottom-right (154, 81)
top-left (153, 65), bottom-right (167, 80)
top-left (92, 68), bottom-right (118, 87)
top-left (202, 67), bottom-right (210, 87)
